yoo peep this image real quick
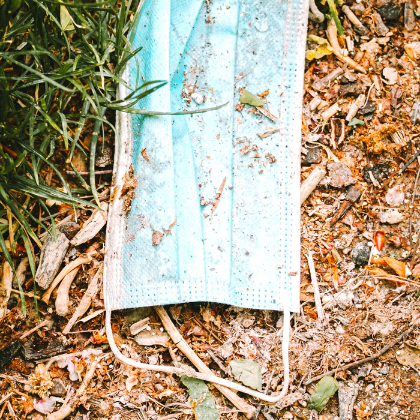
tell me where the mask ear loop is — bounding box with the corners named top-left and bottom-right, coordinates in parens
top-left (105, 303), bottom-right (291, 404)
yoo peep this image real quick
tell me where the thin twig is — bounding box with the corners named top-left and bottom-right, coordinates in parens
top-left (192, 317), bottom-right (223, 344)
top-left (399, 149), bottom-right (420, 174)
top-left (305, 325), bottom-right (415, 385)
top-left (66, 170), bottom-right (113, 175)
top-left (207, 349), bottom-right (228, 374)
top-left (252, 370), bottom-right (275, 420)
top-left (307, 251), bottom-right (325, 323)
top-left (211, 177), bottom-right (226, 218)
top-left (20, 319), bottom-right (50, 340)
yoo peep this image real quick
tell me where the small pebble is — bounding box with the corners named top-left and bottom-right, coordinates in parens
top-left (377, 3), bottom-right (402, 20)
top-left (351, 242), bottom-right (370, 266)
top-left (302, 146), bottom-right (322, 166)
top-left (327, 162), bottom-right (356, 188)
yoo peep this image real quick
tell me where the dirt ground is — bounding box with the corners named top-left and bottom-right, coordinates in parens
top-left (3, 0), bottom-right (420, 419)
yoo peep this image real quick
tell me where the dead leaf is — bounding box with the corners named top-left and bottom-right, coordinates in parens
top-left (371, 256), bottom-right (406, 278)
top-left (397, 343), bottom-right (420, 370)
top-left (152, 228), bottom-right (164, 246)
top-left (141, 148), bottom-right (150, 161)
top-left (366, 266), bottom-right (404, 286)
top-left (126, 375), bottom-right (138, 392)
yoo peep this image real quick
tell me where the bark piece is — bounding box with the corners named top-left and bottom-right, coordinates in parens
top-left (301, 166), bottom-right (327, 204)
top-left (0, 340), bottom-right (22, 370)
top-left (62, 264), bottom-right (103, 334)
top-left (338, 382), bottom-right (359, 420)
top-left (35, 231), bottom-right (70, 290)
top-left (70, 202), bottom-right (108, 246)
top-left (22, 338), bottom-right (65, 361)
top-left (13, 257), bottom-right (28, 289)
top-left (0, 261), bottom-right (13, 320)
top-left (55, 267), bottom-right (81, 316)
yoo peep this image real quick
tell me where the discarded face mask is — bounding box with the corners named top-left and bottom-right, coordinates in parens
top-left (104, 0), bottom-right (307, 315)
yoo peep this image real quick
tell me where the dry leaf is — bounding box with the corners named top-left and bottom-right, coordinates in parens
top-left (371, 256), bottom-right (406, 278)
top-left (126, 375), bottom-right (138, 392)
top-left (152, 229), bottom-right (164, 246)
top-left (366, 266), bottom-right (404, 286)
top-left (141, 148), bottom-right (150, 161)
top-left (396, 343), bottom-right (420, 369)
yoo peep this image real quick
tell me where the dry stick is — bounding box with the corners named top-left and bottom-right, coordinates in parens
top-left (66, 170), bottom-right (113, 175)
top-left (47, 356), bottom-right (102, 420)
top-left (0, 261), bottom-right (13, 320)
top-left (207, 349), bottom-right (228, 374)
top-left (305, 325), bottom-right (415, 385)
top-left (0, 285), bottom-right (35, 298)
top-left (307, 251), bottom-right (324, 323)
top-left (251, 370), bottom-right (275, 420)
top-left (79, 309), bottom-right (104, 324)
top-left (42, 255), bottom-right (92, 304)
top-left (20, 319), bottom-right (50, 340)
top-left (312, 67), bottom-right (343, 91)
top-left (326, 19), bottom-right (366, 74)
top-left (342, 5), bottom-right (369, 35)
top-left (211, 177), bottom-right (227, 218)
top-left (55, 267), bottom-right (81, 316)
top-left (155, 306), bottom-right (256, 419)
top-left (399, 148), bottom-right (420, 174)
top-left (192, 317), bottom-right (223, 344)
top-left (300, 166), bottom-right (327, 205)
top-left (62, 263), bottom-right (103, 334)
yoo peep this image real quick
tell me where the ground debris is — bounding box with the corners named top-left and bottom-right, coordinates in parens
top-left (119, 164), bottom-right (137, 212)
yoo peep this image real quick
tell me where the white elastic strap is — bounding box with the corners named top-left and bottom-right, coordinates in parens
top-left (105, 306), bottom-right (291, 403)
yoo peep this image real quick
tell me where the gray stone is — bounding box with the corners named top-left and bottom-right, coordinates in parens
top-left (359, 101), bottom-right (376, 115)
top-left (351, 242), bottom-right (370, 266)
top-left (358, 363), bottom-right (372, 378)
top-left (302, 146), bottom-right (322, 166)
top-left (363, 164), bottom-right (389, 183)
top-left (377, 4), bottom-right (402, 21)
top-left (327, 162), bottom-right (356, 188)
top-left (50, 379), bottom-right (66, 397)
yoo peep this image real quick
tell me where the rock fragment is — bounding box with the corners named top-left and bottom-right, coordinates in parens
top-left (327, 163), bottom-right (356, 188)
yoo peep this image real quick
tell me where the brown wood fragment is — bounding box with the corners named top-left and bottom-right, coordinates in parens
top-left (0, 261), bottom-right (13, 320)
top-left (35, 231), bottom-right (70, 290)
top-left (141, 148), bottom-right (150, 161)
top-left (211, 177), bottom-right (226, 218)
top-left (151, 226), bottom-right (164, 245)
top-left (70, 202), bottom-right (108, 246)
top-left (62, 264), bottom-right (103, 334)
top-left (329, 185), bottom-right (362, 229)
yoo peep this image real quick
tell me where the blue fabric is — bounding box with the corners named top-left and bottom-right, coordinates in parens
top-left (106, 0), bottom-right (309, 313)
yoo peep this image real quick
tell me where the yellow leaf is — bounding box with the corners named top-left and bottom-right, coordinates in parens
top-left (305, 35), bottom-right (333, 61)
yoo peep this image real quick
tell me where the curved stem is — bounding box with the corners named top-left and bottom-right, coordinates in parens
top-left (105, 305), bottom-right (291, 403)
